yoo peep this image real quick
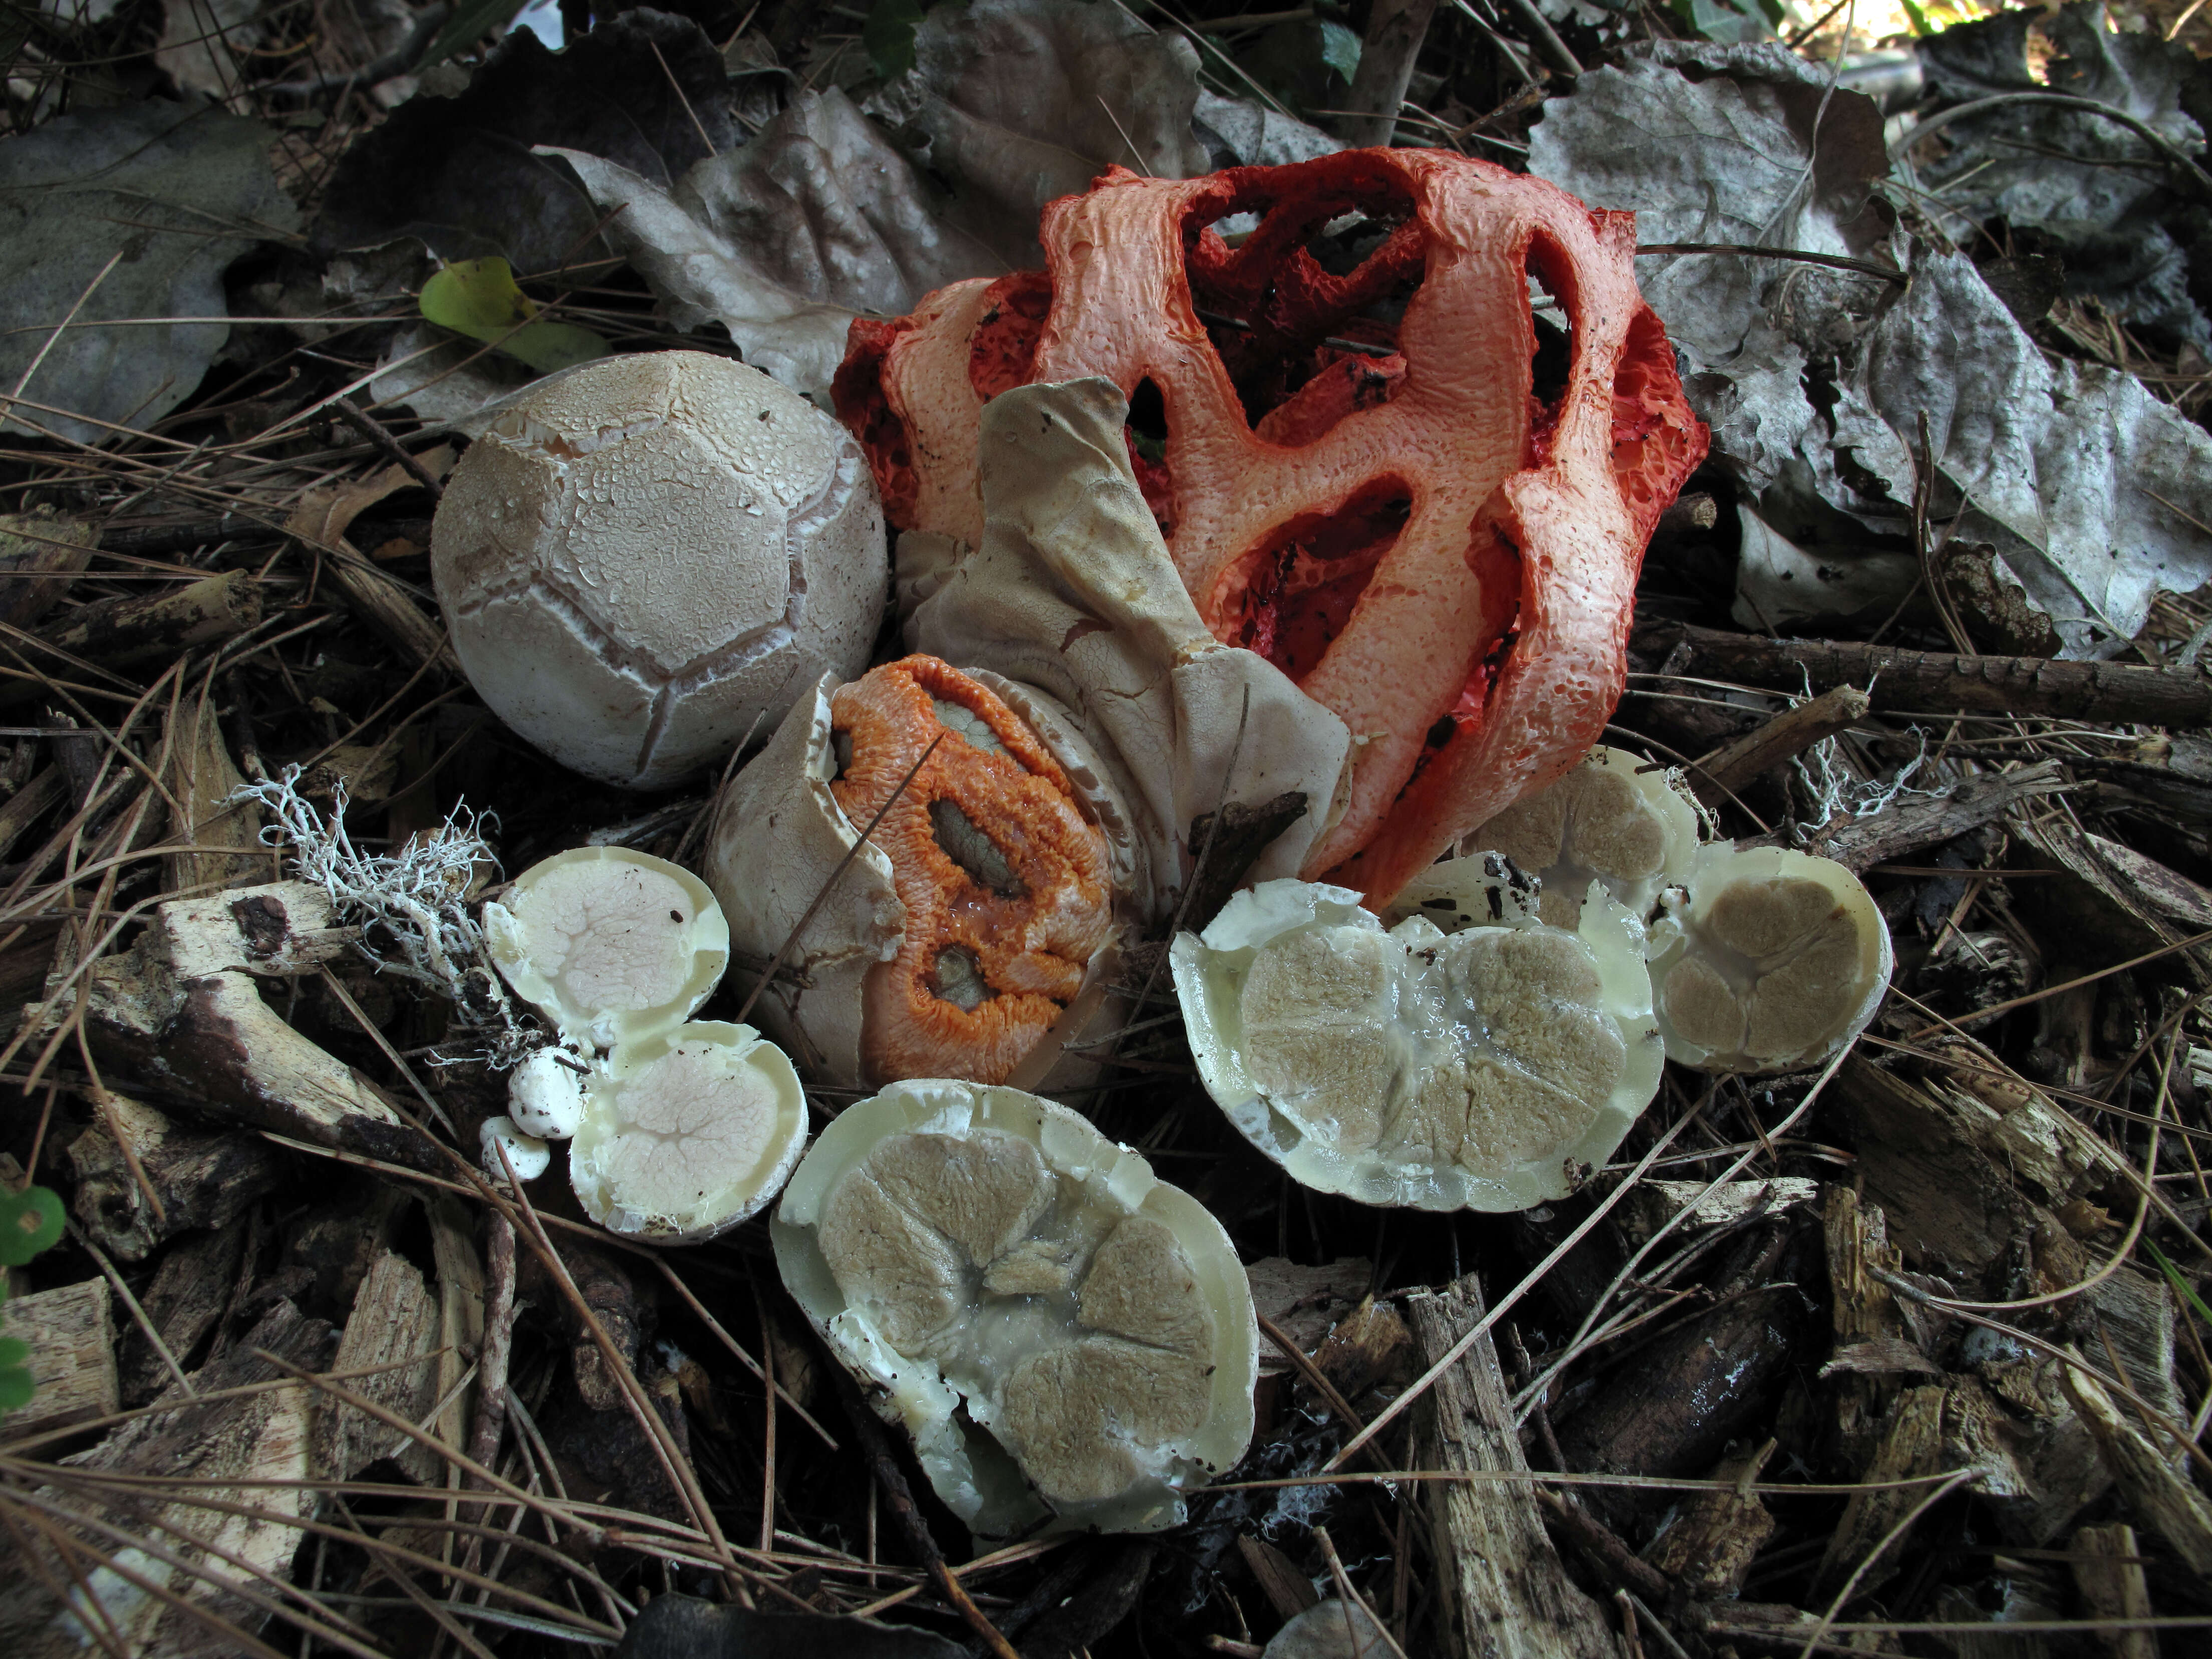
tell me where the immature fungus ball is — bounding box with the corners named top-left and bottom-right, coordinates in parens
top-left (480, 1116), bottom-right (549, 1183)
top-left (773, 1080), bottom-right (1257, 1537)
top-left (1646, 845), bottom-right (1892, 1074)
top-left (484, 846), bottom-right (729, 1053)
top-left (570, 1021), bottom-right (808, 1242)
top-left (431, 350), bottom-right (885, 788)
top-left (1456, 744), bottom-right (1700, 929)
top-left (707, 656), bottom-right (1137, 1089)
top-left (507, 1046), bottom-right (586, 1140)
top-left (1176, 869), bottom-right (1663, 1211)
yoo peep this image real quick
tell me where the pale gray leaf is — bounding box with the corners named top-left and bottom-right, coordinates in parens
top-left (0, 100), bottom-right (300, 447)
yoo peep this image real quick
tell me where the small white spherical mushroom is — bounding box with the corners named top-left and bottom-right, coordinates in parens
top-left (480, 1116), bottom-right (550, 1183)
top-left (507, 1047), bottom-right (587, 1140)
top-left (431, 350), bottom-right (886, 788)
top-left (1647, 844), bottom-right (1892, 1074)
top-left (1175, 868), bottom-right (1664, 1212)
top-left (569, 1021), bottom-right (808, 1243)
top-left (484, 847), bottom-right (729, 1052)
top-left (1454, 744), bottom-right (1700, 929)
top-left (773, 1080), bottom-right (1257, 1538)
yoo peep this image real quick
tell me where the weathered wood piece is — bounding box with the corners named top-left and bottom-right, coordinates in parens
top-left (0, 765), bottom-right (65, 862)
top-left (1641, 1445), bottom-right (1775, 1599)
top-left (1637, 620), bottom-right (2212, 727)
top-left (3, 571), bottom-right (262, 704)
top-left (0, 506), bottom-right (97, 630)
top-left (163, 687), bottom-right (268, 897)
top-left (118, 1220), bottom-right (247, 1406)
top-left (2062, 1361), bottom-right (2212, 1577)
top-left (1405, 1274), bottom-right (1621, 1659)
top-left (0, 1299), bottom-right (335, 1659)
top-left (3, 1276), bottom-right (116, 1437)
top-left (1815, 1382), bottom-right (1946, 1595)
top-left (67, 1093), bottom-right (283, 1262)
top-left (1768, 761), bottom-right (2070, 872)
top-left (51, 880), bottom-right (440, 1168)
top-left (1691, 684), bottom-right (1869, 803)
top-left (1618, 1178), bottom-right (1817, 1244)
top-left (404, 1195), bottom-right (482, 1487)
top-left (1335, 0), bottom-right (1441, 147)
top-left (1823, 1186), bottom-right (1908, 1470)
top-left (314, 1248), bottom-right (441, 1480)
top-left (1237, 1534), bottom-right (1320, 1622)
top-left (2070, 1523), bottom-right (2155, 1659)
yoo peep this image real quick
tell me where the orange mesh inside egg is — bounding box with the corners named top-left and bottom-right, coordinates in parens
top-left (829, 656), bottom-right (1116, 1085)
top-left (837, 149), bottom-right (1707, 912)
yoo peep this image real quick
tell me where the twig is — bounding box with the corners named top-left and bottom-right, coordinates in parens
top-left (833, 1370), bottom-right (1023, 1659)
top-left (331, 399), bottom-right (444, 501)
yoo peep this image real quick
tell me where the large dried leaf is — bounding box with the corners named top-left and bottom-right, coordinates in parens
top-left (552, 87), bottom-right (1001, 394)
top-left (0, 100), bottom-right (300, 447)
top-left (866, 0), bottom-right (1212, 265)
top-left (314, 10), bottom-right (737, 273)
top-left (1914, 1), bottom-right (2207, 345)
top-left (1531, 42), bottom-right (2212, 658)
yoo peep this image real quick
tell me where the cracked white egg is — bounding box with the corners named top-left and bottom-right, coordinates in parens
top-left (480, 1116), bottom-right (549, 1183)
top-left (1175, 869), bottom-right (1664, 1211)
top-left (570, 1021), bottom-right (808, 1242)
top-left (772, 1080), bottom-right (1257, 1538)
top-left (1455, 744), bottom-right (1700, 928)
top-left (484, 846), bottom-right (729, 1053)
top-left (430, 350), bottom-right (885, 788)
top-left (1646, 844), bottom-right (1891, 1074)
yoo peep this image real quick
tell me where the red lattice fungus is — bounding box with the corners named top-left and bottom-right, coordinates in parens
top-left (834, 150), bottom-right (1707, 910)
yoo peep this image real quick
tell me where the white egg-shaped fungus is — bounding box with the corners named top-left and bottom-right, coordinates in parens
top-left (773, 1080), bottom-right (1257, 1538)
top-left (1646, 844), bottom-right (1892, 1075)
top-left (506, 1045), bottom-right (587, 1140)
top-left (571, 1021), bottom-right (808, 1243)
top-left (485, 846), bottom-right (728, 1053)
top-left (430, 350), bottom-right (885, 788)
top-left (480, 1116), bottom-right (549, 1183)
top-left (1175, 870), bottom-right (1664, 1211)
top-left (1456, 744), bottom-right (1700, 929)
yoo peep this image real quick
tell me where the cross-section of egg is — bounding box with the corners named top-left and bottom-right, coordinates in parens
top-left (772, 1080), bottom-right (1257, 1538)
top-left (484, 846), bottom-right (730, 1053)
top-left (1452, 744), bottom-right (1699, 928)
top-left (569, 1021), bottom-right (808, 1242)
top-left (1175, 870), bottom-right (1664, 1211)
top-left (1646, 844), bottom-right (1891, 1074)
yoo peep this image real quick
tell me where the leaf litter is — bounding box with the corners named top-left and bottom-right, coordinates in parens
top-left (0, 0), bottom-right (2210, 1655)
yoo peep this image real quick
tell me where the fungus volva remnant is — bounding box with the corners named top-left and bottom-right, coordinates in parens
top-left (484, 846), bottom-right (729, 1053)
top-left (1646, 844), bottom-right (1892, 1075)
top-left (1175, 870), bottom-right (1664, 1211)
top-left (431, 350), bottom-right (885, 789)
top-left (773, 1080), bottom-right (1257, 1537)
top-left (706, 657), bottom-right (1138, 1089)
top-left (570, 1021), bottom-right (808, 1242)
top-left (1453, 745), bottom-right (1700, 929)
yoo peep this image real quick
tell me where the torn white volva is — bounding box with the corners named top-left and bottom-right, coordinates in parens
top-left (773, 1080), bottom-right (1257, 1538)
top-left (1453, 744), bottom-right (1700, 929)
top-left (484, 846), bottom-right (729, 1053)
top-left (1646, 844), bottom-right (1891, 1075)
top-left (1176, 868), bottom-right (1664, 1212)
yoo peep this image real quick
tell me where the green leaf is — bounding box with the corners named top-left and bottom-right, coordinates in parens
top-left (419, 0), bottom-right (534, 72)
top-left (419, 257), bottom-right (609, 374)
top-left (0, 1367), bottom-right (34, 1413)
top-left (864, 0), bottom-right (927, 81)
top-left (0, 1185), bottom-right (63, 1267)
top-left (1316, 20), bottom-right (1361, 86)
top-left (0, 1336), bottom-right (27, 1368)
top-left (2142, 1238), bottom-right (2212, 1330)
top-left (1672, 0), bottom-right (1774, 43)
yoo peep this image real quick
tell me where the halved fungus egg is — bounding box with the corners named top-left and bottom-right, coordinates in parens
top-left (1457, 744), bottom-right (1700, 929)
top-left (1646, 844), bottom-right (1892, 1075)
top-left (485, 847), bottom-right (807, 1242)
top-left (773, 1080), bottom-right (1257, 1537)
top-left (1175, 863), bottom-right (1664, 1211)
top-left (707, 655), bottom-right (1141, 1088)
